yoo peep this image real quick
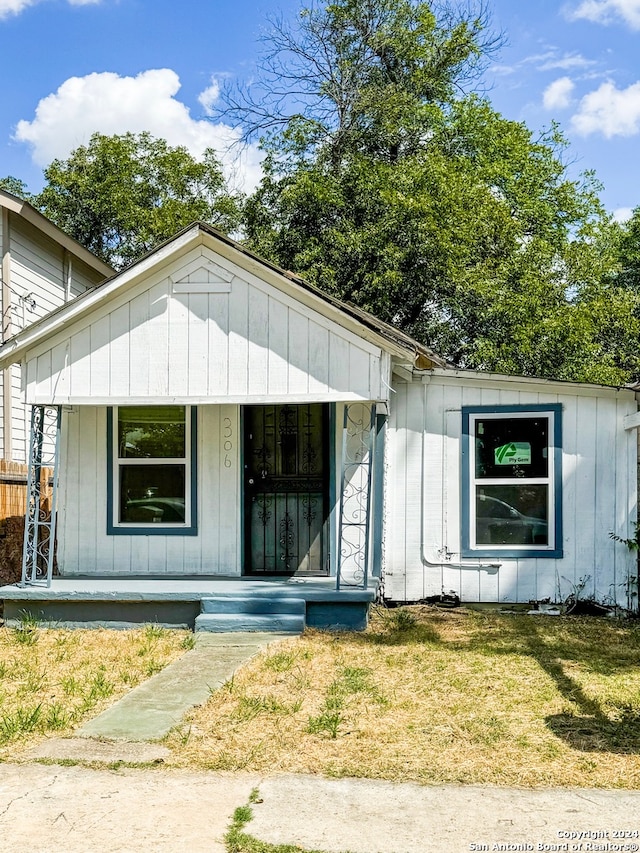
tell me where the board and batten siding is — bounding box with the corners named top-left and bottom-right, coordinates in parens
top-left (385, 375), bottom-right (638, 607)
top-left (23, 247), bottom-right (388, 405)
top-left (58, 402), bottom-right (357, 577)
top-left (9, 364), bottom-right (27, 461)
top-left (57, 405), bottom-right (241, 576)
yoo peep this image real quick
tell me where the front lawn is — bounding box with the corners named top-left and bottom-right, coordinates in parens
top-left (0, 619), bottom-right (191, 750)
top-left (4, 606), bottom-right (640, 790)
top-left (166, 606), bottom-right (640, 788)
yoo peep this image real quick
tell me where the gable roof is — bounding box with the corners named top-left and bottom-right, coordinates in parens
top-left (0, 221), bottom-right (447, 371)
top-left (0, 190), bottom-right (114, 278)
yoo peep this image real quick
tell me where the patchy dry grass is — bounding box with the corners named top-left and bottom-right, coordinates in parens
top-left (0, 619), bottom-right (190, 752)
top-left (166, 606), bottom-right (640, 788)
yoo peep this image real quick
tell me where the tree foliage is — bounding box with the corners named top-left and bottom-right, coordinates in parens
top-left (34, 132), bottom-right (242, 269)
top-left (223, 0), bottom-right (500, 162)
top-left (614, 208), bottom-right (640, 293)
top-left (238, 0), bottom-right (640, 384)
top-left (0, 176), bottom-right (31, 200)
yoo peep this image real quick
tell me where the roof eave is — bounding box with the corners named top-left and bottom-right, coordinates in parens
top-left (0, 222), bottom-right (448, 373)
top-left (190, 223), bottom-right (448, 370)
top-left (0, 190), bottom-right (114, 278)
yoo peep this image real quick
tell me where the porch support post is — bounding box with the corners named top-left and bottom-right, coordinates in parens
top-left (371, 411), bottom-right (387, 583)
top-left (2, 207), bottom-right (12, 461)
top-left (21, 405), bottom-right (61, 588)
top-left (337, 402), bottom-right (376, 590)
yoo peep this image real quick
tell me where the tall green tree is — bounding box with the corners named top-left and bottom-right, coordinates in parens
top-left (35, 132), bottom-right (242, 269)
top-left (223, 0), bottom-right (500, 163)
top-left (237, 0), bottom-right (639, 384)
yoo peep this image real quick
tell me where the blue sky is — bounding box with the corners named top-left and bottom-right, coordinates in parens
top-left (1, 0), bottom-right (639, 218)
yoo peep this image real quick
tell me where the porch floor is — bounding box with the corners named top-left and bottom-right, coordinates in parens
top-left (0, 576), bottom-right (377, 631)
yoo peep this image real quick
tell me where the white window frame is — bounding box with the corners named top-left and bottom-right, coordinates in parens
top-left (109, 405), bottom-right (195, 534)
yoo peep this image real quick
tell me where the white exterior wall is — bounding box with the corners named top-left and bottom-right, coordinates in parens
top-left (9, 363), bottom-right (27, 461)
top-left (385, 374), bottom-right (638, 607)
top-left (58, 405), bottom-right (242, 576)
top-left (1, 214), bottom-right (105, 462)
top-left (8, 217), bottom-right (102, 330)
top-left (23, 246), bottom-right (387, 406)
top-left (10, 218), bottom-right (66, 321)
top-left (57, 402), bottom-right (364, 577)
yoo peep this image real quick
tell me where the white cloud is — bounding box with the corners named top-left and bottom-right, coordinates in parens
top-left (0, 0), bottom-right (101, 17)
top-left (537, 52), bottom-right (596, 71)
top-left (571, 80), bottom-right (640, 136)
top-left (492, 49), bottom-right (596, 77)
top-left (543, 77), bottom-right (575, 110)
top-left (0, 0), bottom-right (36, 16)
top-left (567, 0), bottom-right (640, 28)
top-left (14, 69), bottom-right (263, 192)
top-left (613, 207), bottom-right (634, 222)
top-left (198, 77), bottom-right (221, 118)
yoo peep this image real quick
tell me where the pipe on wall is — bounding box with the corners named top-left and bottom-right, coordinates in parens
top-left (419, 378), bottom-right (501, 573)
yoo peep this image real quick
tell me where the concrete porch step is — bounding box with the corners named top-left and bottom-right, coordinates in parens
top-left (197, 596), bottom-right (306, 633)
top-left (200, 596), bottom-right (306, 616)
top-left (0, 579), bottom-right (375, 631)
top-left (195, 612), bottom-right (305, 633)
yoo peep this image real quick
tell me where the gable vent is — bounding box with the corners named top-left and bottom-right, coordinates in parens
top-left (171, 257), bottom-right (235, 293)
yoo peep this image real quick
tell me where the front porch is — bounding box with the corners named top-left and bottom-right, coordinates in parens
top-left (0, 576), bottom-right (377, 631)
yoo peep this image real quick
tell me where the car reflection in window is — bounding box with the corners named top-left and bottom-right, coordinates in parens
top-left (476, 494), bottom-right (548, 546)
top-left (124, 491), bottom-right (186, 524)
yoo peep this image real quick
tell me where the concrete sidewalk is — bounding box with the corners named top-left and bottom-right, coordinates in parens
top-left (248, 774), bottom-right (640, 853)
top-left (0, 762), bottom-right (258, 853)
top-left (1, 762), bottom-right (639, 853)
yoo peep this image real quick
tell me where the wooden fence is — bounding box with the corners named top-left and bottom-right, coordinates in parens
top-left (0, 460), bottom-right (53, 526)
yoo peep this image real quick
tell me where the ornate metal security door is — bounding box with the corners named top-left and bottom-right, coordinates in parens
top-left (244, 404), bottom-right (329, 575)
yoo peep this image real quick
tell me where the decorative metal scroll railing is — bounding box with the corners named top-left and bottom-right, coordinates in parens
top-left (21, 405), bottom-right (61, 588)
top-left (336, 402), bottom-right (376, 590)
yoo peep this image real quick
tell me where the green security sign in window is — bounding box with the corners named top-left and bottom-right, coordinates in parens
top-left (494, 442), bottom-right (531, 465)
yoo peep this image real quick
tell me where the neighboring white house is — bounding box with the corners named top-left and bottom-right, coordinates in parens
top-left (0, 190), bottom-right (113, 463)
top-left (0, 221), bottom-right (635, 628)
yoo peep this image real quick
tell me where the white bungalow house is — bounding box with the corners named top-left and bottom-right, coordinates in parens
top-left (0, 221), bottom-right (636, 630)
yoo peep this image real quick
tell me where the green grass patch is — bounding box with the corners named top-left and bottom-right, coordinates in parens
top-left (225, 789), bottom-right (338, 853)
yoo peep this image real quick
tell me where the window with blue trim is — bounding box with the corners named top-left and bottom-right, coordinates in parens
top-left (462, 406), bottom-right (562, 558)
top-left (107, 405), bottom-right (197, 535)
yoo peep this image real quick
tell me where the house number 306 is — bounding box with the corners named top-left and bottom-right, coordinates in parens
top-left (223, 417), bottom-right (233, 468)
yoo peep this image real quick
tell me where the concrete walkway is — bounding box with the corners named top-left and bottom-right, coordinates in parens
top-left (247, 775), bottom-right (640, 853)
top-left (0, 763), bottom-right (259, 853)
top-left (76, 631), bottom-right (294, 742)
top-left (9, 631), bottom-right (640, 852)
